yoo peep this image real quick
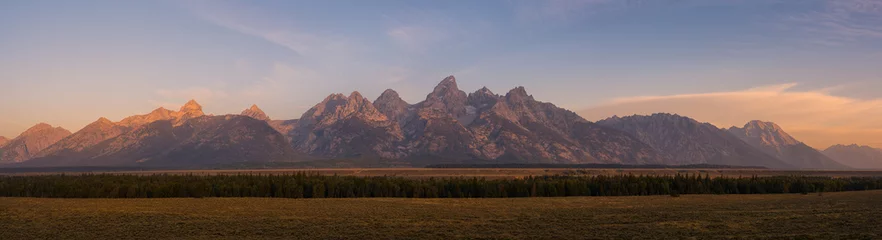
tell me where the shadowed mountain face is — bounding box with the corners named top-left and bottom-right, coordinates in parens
top-left (0, 123), bottom-right (71, 163)
top-left (596, 114), bottom-right (792, 168)
top-left (290, 92), bottom-right (406, 159)
top-left (823, 144), bottom-right (882, 169)
top-left (27, 115), bottom-right (297, 167)
top-left (728, 121), bottom-right (848, 169)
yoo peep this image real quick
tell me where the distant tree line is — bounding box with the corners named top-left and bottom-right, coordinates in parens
top-left (0, 174), bottom-right (879, 198)
top-left (425, 163), bottom-right (767, 169)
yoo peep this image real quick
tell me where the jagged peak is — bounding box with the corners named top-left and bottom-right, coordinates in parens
top-left (380, 89), bottom-right (400, 98)
top-left (431, 75), bottom-right (461, 95)
top-left (180, 99), bottom-right (202, 112)
top-left (505, 86), bottom-right (534, 102)
top-left (241, 104), bottom-right (270, 121)
top-left (323, 93), bottom-right (347, 102)
top-left (474, 86), bottom-right (496, 96)
top-left (348, 91), bottom-right (364, 100)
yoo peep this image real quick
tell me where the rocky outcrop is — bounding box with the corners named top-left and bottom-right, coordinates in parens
top-left (728, 121), bottom-right (847, 169)
top-left (0, 123), bottom-right (71, 163)
top-left (241, 104), bottom-right (270, 121)
top-left (0, 136), bottom-right (8, 148)
top-left (823, 144), bottom-right (882, 169)
top-left (290, 92), bottom-right (405, 159)
top-left (597, 114), bottom-right (792, 168)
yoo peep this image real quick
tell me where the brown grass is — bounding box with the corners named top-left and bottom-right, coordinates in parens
top-left (1, 191), bottom-right (880, 239)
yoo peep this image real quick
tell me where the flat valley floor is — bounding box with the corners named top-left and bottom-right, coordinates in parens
top-left (5, 168), bottom-right (882, 179)
top-left (2, 191), bottom-right (880, 239)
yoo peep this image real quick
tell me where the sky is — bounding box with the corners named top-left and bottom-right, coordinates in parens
top-left (1, 0), bottom-right (880, 149)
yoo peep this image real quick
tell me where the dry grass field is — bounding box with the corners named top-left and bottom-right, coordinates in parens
top-left (1, 190), bottom-right (880, 239)
top-left (4, 168), bottom-right (882, 179)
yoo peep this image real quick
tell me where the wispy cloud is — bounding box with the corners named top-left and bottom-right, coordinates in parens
top-left (785, 0), bottom-right (882, 45)
top-left (186, 1), bottom-right (357, 61)
top-left (387, 26), bottom-right (449, 52)
top-left (580, 83), bottom-right (882, 149)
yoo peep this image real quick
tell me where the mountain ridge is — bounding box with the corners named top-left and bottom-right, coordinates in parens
top-left (2, 75), bottom-right (874, 169)
top-left (728, 120), bottom-right (847, 169)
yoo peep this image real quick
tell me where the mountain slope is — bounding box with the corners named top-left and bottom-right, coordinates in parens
top-left (37, 117), bottom-right (131, 158)
top-left (823, 144), bottom-right (882, 169)
top-left (290, 92), bottom-right (405, 159)
top-left (596, 114), bottom-right (791, 168)
top-left (728, 120), bottom-right (847, 169)
top-left (0, 123), bottom-right (71, 163)
top-left (0, 136), bottom-right (8, 148)
top-left (28, 115), bottom-right (297, 167)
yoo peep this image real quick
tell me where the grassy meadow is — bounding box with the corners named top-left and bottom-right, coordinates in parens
top-left (2, 190), bottom-right (880, 239)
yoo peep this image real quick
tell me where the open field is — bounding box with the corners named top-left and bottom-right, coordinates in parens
top-left (3, 168), bottom-right (882, 179)
top-left (1, 191), bottom-right (881, 239)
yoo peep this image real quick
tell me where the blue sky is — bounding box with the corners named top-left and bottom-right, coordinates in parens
top-left (1, 0), bottom-right (881, 148)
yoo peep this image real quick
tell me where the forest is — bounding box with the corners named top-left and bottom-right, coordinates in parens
top-left (1, 173), bottom-right (880, 198)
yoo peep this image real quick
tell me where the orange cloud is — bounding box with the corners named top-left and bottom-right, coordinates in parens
top-left (579, 83), bottom-right (882, 149)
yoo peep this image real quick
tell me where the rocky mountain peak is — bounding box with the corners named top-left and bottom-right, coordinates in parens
top-left (467, 87), bottom-right (500, 108)
top-left (378, 89), bottom-right (401, 100)
top-left (374, 89), bottom-right (411, 124)
top-left (1, 123), bottom-right (72, 163)
top-left (179, 99), bottom-right (204, 115)
top-left (0, 136), bottom-right (9, 148)
top-left (348, 91), bottom-right (367, 104)
top-left (729, 120), bottom-right (844, 169)
top-left (744, 120), bottom-right (784, 132)
top-left (241, 104), bottom-right (270, 121)
top-left (421, 75), bottom-right (468, 117)
top-left (96, 117), bottom-right (113, 124)
top-left (505, 86), bottom-right (534, 102)
top-left (88, 117), bottom-right (117, 129)
top-left (21, 123), bottom-right (65, 137)
top-left (730, 120), bottom-right (799, 146)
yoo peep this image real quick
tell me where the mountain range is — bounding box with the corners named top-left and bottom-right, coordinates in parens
top-left (0, 76), bottom-right (876, 169)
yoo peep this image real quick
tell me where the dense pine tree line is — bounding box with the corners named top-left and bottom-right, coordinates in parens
top-left (0, 173), bottom-right (879, 198)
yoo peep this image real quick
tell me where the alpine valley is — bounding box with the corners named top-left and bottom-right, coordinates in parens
top-left (0, 76), bottom-right (873, 169)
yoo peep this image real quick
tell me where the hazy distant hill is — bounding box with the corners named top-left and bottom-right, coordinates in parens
top-left (823, 144), bottom-right (882, 169)
top-left (728, 120), bottom-right (848, 169)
